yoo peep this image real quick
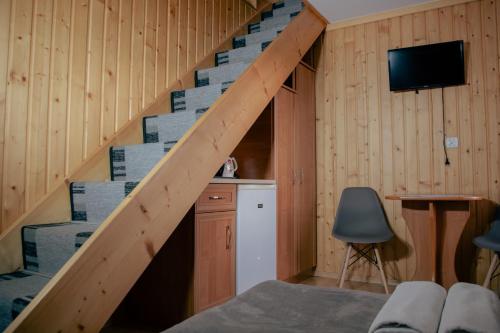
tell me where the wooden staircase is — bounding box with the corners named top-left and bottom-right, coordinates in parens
top-left (5, 4), bottom-right (326, 332)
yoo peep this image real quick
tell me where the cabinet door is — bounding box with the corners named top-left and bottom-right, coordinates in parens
top-left (275, 87), bottom-right (297, 280)
top-left (294, 63), bottom-right (317, 272)
top-left (194, 211), bottom-right (235, 312)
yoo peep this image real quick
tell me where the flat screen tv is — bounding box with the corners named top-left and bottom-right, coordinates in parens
top-left (388, 40), bottom-right (465, 92)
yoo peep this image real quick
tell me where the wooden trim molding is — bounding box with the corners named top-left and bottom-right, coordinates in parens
top-left (327, 0), bottom-right (476, 30)
top-left (6, 7), bottom-right (326, 332)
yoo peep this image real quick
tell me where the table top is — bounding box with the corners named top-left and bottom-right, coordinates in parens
top-left (386, 194), bottom-right (483, 201)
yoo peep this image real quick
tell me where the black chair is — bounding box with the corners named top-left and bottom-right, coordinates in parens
top-left (332, 187), bottom-right (394, 294)
top-left (473, 207), bottom-right (500, 288)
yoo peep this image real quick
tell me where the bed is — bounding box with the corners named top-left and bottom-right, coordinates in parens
top-left (164, 280), bottom-right (389, 333)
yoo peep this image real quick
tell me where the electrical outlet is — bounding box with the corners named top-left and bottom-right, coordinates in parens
top-left (445, 137), bottom-right (459, 148)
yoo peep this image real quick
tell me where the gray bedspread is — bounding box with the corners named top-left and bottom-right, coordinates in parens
top-left (165, 280), bottom-right (389, 333)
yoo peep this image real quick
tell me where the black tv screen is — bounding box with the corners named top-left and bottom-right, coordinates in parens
top-left (388, 40), bottom-right (465, 91)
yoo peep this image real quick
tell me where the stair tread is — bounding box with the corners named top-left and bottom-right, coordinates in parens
top-left (0, 271), bottom-right (50, 331)
top-left (143, 109), bottom-right (206, 144)
top-left (111, 142), bottom-right (176, 181)
top-left (196, 62), bottom-right (250, 87)
top-left (171, 83), bottom-right (229, 113)
top-left (248, 10), bottom-right (298, 34)
top-left (22, 222), bottom-right (98, 275)
top-left (216, 42), bottom-right (269, 66)
top-left (70, 181), bottom-right (139, 223)
top-left (261, 0), bottom-right (303, 21)
top-left (233, 26), bottom-right (283, 49)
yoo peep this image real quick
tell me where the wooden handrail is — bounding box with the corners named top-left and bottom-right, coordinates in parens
top-left (7, 6), bottom-right (325, 332)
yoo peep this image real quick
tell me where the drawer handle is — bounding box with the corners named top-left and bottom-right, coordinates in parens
top-left (226, 225), bottom-right (231, 250)
top-left (208, 195), bottom-right (225, 200)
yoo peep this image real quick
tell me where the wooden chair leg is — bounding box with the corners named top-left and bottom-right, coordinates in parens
top-left (483, 253), bottom-right (499, 288)
top-left (339, 243), bottom-right (352, 289)
top-left (374, 246), bottom-right (389, 294)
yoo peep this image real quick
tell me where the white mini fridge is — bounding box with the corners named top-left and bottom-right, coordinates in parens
top-left (236, 184), bottom-right (277, 295)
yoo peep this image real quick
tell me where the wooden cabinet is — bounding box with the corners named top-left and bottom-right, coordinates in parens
top-left (275, 63), bottom-right (316, 280)
top-left (194, 184), bottom-right (236, 313)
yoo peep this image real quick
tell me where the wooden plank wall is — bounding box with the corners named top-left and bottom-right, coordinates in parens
top-left (0, 0), bottom-right (256, 232)
top-left (316, 0), bottom-right (500, 291)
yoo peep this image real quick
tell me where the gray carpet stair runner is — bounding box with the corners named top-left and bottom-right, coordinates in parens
top-left (0, 1), bottom-right (303, 330)
top-left (195, 62), bottom-right (249, 87)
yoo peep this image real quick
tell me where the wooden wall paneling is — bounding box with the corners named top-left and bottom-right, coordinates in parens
top-left (239, 0), bottom-right (245, 27)
top-left (26, 0), bottom-right (53, 207)
top-left (155, 0), bottom-right (167, 95)
top-left (438, 7), bottom-right (459, 193)
top-left (494, 0), bottom-right (500, 292)
top-left (177, 0), bottom-right (188, 77)
top-left (3, 0), bottom-right (34, 225)
top-left (400, 13), bottom-right (417, 281)
top-left (468, 1), bottom-right (490, 283)
top-left (483, 0), bottom-right (499, 202)
top-left (196, 0), bottom-right (205, 62)
top-left (315, 34), bottom-right (326, 274)
top-left (188, 0), bottom-right (197, 69)
top-left (101, 0), bottom-right (120, 144)
top-left (357, 23), bottom-right (376, 280)
top-left (232, 0), bottom-right (238, 33)
top-left (144, 0), bottom-right (157, 106)
top-left (0, 0), bottom-right (269, 261)
top-left (0, 0), bottom-right (265, 232)
top-left (227, 0), bottom-right (234, 35)
top-left (453, 4), bottom-right (474, 194)
top-left (47, 0), bottom-right (71, 193)
top-left (130, 0), bottom-right (145, 116)
top-left (167, 0), bottom-right (178, 86)
top-left (0, 0), bottom-right (11, 231)
top-left (219, 0), bottom-right (227, 42)
top-left (366, 20), bottom-right (384, 279)
top-left (479, 0), bottom-right (499, 287)
top-left (344, 26), bottom-right (366, 279)
top-left (212, 0), bottom-right (220, 47)
top-left (66, 0), bottom-right (89, 175)
top-left (84, 0), bottom-right (105, 157)
top-left (389, 16), bottom-right (406, 282)
top-left (116, 0), bottom-right (133, 130)
top-left (426, 10), bottom-right (446, 194)
top-left (324, 30), bottom-right (336, 275)
top-left (204, 0), bottom-right (213, 55)
top-left (412, 13), bottom-right (432, 194)
top-left (378, 18), bottom-right (398, 281)
top-left (316, 0), bottom-right (500, 291)
top-left (468, 2), bottom-right (489, 198)
top-left (332, 28), bottom-right (345, 277)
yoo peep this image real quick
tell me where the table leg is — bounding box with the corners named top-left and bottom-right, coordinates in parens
top-left (438, 201), bottom-right (471, 289)
top-left (402, 201), bottom-right (437, 282)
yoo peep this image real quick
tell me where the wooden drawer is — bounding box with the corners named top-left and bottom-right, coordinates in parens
top-left (196, 184), bottom-right (237, 213)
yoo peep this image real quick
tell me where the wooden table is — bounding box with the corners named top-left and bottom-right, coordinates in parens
top-left (386, 194), bottom-right (482, 288)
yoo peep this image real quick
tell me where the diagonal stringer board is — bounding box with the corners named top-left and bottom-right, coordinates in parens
top-left (6, 5), bottom-right (326, 333)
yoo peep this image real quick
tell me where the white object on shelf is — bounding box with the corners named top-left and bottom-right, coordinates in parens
top-left (236, 184), bottom-right (277, 295)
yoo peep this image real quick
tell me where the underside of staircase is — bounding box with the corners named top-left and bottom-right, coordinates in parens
top-left (0, 1), bottom-right (326, 331)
